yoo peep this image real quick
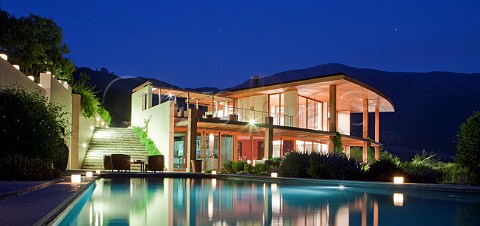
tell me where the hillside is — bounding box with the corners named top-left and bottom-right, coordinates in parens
top-left (76, 64), bottom-right (480, 160)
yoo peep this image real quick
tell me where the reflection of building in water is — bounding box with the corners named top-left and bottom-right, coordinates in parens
top-left (80, 178), bottom-right (403, 226)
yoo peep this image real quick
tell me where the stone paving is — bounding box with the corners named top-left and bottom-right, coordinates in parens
top-left (0, 177), bottom-right (93, 226)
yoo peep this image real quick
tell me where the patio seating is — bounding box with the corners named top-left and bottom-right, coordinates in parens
top-left (103, 155), bottom-right (112, 171)
top-left (146, 155), bottom-right (164, 172)
top-left (111, 154), bottom-right (131, 172)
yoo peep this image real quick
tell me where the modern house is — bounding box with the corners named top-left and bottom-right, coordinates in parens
top-left (131, 73), bottom-right (394, 171)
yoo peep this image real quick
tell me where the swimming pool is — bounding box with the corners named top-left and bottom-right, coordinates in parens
top-left (55, 177), bottom-right (480, 225)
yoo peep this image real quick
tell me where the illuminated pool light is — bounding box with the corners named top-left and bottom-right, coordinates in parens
top-left (339, 185), bottom-right (345, 190)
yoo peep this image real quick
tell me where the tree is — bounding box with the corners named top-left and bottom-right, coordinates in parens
top-left (0, 10), bottom-right (74, 81)
top-left (455, 112), bottom-right (480, 185)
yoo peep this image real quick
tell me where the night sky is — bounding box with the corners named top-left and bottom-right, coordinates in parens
top-left (2, 1), bottom-right (480, 89)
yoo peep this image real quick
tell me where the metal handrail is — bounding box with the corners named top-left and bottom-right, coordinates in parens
top-left (212, 106), bottom-right (294, 127)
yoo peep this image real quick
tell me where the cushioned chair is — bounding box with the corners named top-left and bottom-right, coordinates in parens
top-left (146, 155), bottom-right (164, 172)
top-left (112, 154), bottom-right (131, 172)
top-left (103, 155), bottom-right (112, 171)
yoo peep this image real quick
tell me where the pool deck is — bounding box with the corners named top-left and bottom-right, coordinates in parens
top-left (1, 172), bottom-right (480, 225)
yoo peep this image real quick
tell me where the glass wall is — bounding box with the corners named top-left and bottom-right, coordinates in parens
top-left (269, 93), bottom-right (285, 126)
top-left (298, 96), bottom-right (323, 130)
top-left (221, 134), bottom-right (234, 167)
top-left (174, 133), bottom-right (186, 170)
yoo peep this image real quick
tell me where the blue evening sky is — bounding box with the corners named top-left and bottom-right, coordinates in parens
top-left (2, 1), bottom-right (479, 89)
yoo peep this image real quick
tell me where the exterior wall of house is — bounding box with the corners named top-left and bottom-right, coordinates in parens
top-left (132, 85), bottom-right (174, 171)
top-left (0, 58), bottom-right (45, 95)
top-left (71, 93), bottom-right (96, 169)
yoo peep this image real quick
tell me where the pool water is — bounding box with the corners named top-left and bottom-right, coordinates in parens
top-left (56, 177), bottom-right (480, 226)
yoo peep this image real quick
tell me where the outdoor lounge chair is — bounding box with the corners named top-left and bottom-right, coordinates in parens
top-left (146, 155), bottom-right (164, 172)
top-left (103, 155), bottom-right (112, 171)
top-left (111, 154), bottom-right (131, 172)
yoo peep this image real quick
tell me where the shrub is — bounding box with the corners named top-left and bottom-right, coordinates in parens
top-left (437, 162), bottom-right (468, 184)
top-left (307, 153), bottom-right (362, 180)
top-left (222, 161), bottom-right (234, 173)
top-left (0, 154), bottom-right (60, 180)
top-left (133, 126), bottom-right (160, 155)
top-left (455, 111), bottom-right (480, 185)
top-left (252, 163), bottom-right (271, 175)
top-left (71, 80), bottom-right (99, 118)
top-left (0, 87), bottom-right (68, 166)
top-left (243, 163), bottom-right (253, 174)
top-left (98, 106), bottom-right (111, 125)
top-left (367, 160), bottom-right (403, 181)
top-left (400, 162), bottom-right (441, 183)
top-left (232, 161), bottom-right (247, 173)
top-left (280, 152), bottom-right (310, 178)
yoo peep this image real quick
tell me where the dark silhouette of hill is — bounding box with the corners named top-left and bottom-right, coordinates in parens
top-left (229, 63), bottom-right (480, 159)
top-left (73, 67), bottom-right (179, 126)
top-left (76, 64), bottom-right (480, 160)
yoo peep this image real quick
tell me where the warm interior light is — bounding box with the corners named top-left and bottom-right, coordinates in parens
top-left (168, 93), bottom-right (173, 97)
top-left (211, 170), bottom-right (217, 175)
top-left (13, 65), bottom-right (20, 70)
top-left (271, 172), bottom-right (278, 178)
top-left (86, 171), bottom-right (93, 178)
top-left (46, 71), bottom-right (51, 74)
top-left (28, 76), bottom-right (34, 81)
top-left (249, 119), bottom-right (256, 125)
top-left (394, 177), bottom-right (404, 184)
top-left (95, 170), bottom-right (101, 174)
top-left (0, 53), bottom-right (7, 60)
top-left (71, 174), bottom-right (81, 183)
top-left (393, 193), bottom-right (404, 206)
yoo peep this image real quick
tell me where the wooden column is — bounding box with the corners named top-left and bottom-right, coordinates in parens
top-left (250, 135), bottom-right (254, 161)
top-left (186, 108), bottom-right (198, 172)
top-left (345, 145), bottom-right (351, 159)
top-left (264, 116), bottom-right (274, 159)
top-left (328, 85), bottom-right (337, 154)
top-left (375, 101), bottom-right (380, 160)
top-left (362, 98), bottom-right (369, 163)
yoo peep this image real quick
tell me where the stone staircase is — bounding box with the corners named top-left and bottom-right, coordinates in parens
top-left (81, 127), bottom-right (149, 172)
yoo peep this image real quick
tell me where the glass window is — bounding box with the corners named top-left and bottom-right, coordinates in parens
top-left (298, 97), bottom-right (307, 128)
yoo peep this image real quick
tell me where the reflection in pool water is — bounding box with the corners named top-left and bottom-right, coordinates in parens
top-left (58, 178), bottom-right (480, 226)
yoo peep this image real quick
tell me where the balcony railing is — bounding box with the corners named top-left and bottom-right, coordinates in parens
top-left (211, 107), bottom-right (294, 127)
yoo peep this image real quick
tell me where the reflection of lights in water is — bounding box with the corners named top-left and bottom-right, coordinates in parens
top-left (89, 202), bottom-right (93, 225)
top-left (212, 179), bottom-right (216, 190)
top-left (271, 183), bottom-right (278, 192)
top-left (393, 193), bottom-right (404, 206)
top-left (208, 193), bottom-right (213, 220)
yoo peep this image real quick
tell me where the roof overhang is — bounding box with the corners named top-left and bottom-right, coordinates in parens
top-left (218, 74), bottom-right (394, 113)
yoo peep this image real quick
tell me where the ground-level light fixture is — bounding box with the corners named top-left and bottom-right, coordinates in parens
top-left (0, 53), bottom-right (7, 60)
top-left (38, 83), bottom-right (43, 87)
top-left (28, 76), bottom-right (34, 81)
top-left (45, 71), bottom-right (51, 74)
top-left (13, 65), bottom-right (20, 70)
top-left (95, 170), bottom-right (101, 174)
top-left (271, 172), bottom-right (278, 178)
top-left (82, 143), bottom-right (87, 148)
top-left (90, 126), bottom-right (94, 131)
top-left (71, 174), bottom-right (81, 183)
top-left (393, 176), bottom-right (404, 184)
top-left (86, 171), bottom-right (93, 178)
top-left (96, 117), bottom-right (100, 121)
top-left (101, 122), bottom-right (105, 126)
top-left (211, 170), bottom-right (217, 175)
